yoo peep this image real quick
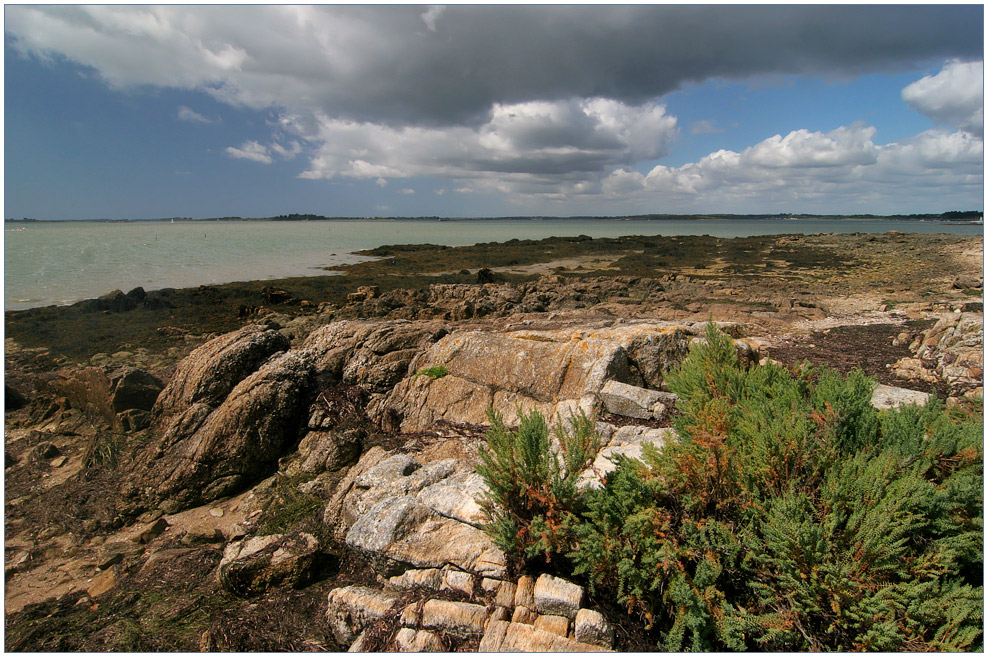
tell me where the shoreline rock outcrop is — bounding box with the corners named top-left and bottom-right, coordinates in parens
top-left (379, 321), bottom-right (713, 432)
top-left (890, 312), bottom-right (983, 397)
top-left (125, 325), bottom-right (315, 513)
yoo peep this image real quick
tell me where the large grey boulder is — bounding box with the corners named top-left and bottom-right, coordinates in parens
top-left (134, 349), bottom-right (314, 512)
top-left (599, 380), bottom-right (666, 419)
top-left (327, 448), bottom-right (506, 578)
top-left (416, 472), bottom-right (487, 527)
top-left (152, 324), bottom-right (289, 424)
top-left (871, 384), bottom-right (930, 410)
top-left (301, 320), bottom-right (448, 391)
top-left (380, 322), bottom-right (719, 433)
top-left (340, 456), bottom-right (470, 530)
top-left (533, 574), bottom-right (584, 620)
top-left (574, 609), bottom-right (615, 648)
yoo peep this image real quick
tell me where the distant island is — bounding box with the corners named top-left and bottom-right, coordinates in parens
top-left (5, 210), bottom-right (984, 223)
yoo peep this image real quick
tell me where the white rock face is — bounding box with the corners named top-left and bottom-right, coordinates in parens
top-left (575, 608), bottom-right (615, 648)
top-left (871, 384), bottom-right (930, 410)
top-left (400, 599), bottom-right (489, 639)
top-left (533, 573), bottom-right (584, 620)
top-left (599, 380), bottom-right (665, 419)
top-left (393, 628), bottom-right (445, 652)
top-left (479, 620), bottom-right (609, 652)
top-left (389, 568), bottom-right (442, 591)
top-left (326, 585), bottom-right (402, 645)
top-left (580, 426), bottom-right (675, 489)
top-left (416, 472), bottom-right (488, 527)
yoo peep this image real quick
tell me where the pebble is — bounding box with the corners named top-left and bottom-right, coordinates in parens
top-left (209, 508), bottom-right (224, 518)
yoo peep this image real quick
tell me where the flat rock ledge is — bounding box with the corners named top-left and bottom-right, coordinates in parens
top-left (327, 572), bottom-right (613, 652)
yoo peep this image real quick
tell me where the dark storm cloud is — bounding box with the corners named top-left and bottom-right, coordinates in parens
top-left (6, 5), bottom-right (982, 126)
top-left (350, 4), bottom-right (983, 125)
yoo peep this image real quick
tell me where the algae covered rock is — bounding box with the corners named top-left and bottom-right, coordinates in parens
top-left (218, 532), bottom-right (320, 597)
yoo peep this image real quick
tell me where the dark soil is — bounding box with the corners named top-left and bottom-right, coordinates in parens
top-left (4, 542), bottom-right (344, 652)
top-left (767, 319), bottom-right (949, 397)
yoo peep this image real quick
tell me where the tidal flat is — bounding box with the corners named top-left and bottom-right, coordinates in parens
top-left (5, 231), bottom-right (981, 368)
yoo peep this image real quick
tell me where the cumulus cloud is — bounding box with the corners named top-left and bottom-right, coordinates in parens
top-left (744, 124), bottom-right (879, 168)
top-left (4, 5), bottom-right (982, 213)
top-left (177, 105), bottom-right (212, 123)
top-left (902, 60), bottom-right (983, 137)
top-left (297, 98), bottom-right (677, 196)
top-left (269, 140), bottom-right (302, 160)
top-left (597, 123), bottom-right (982, 213)
top-left (421, 5), bottom-right (445, 32)
top-left (225, 140), bottom-right (273, 164)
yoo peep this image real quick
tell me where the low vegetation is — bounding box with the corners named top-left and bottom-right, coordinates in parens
top-left (479, 325), bottom-right (983, 651)
top-left (477, 407), bottom-right (600, 563)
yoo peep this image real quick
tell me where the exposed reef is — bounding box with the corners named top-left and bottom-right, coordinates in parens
top-left (4, 231), bottom-right (982, 650)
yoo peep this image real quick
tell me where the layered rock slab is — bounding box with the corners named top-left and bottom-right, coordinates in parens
top-left (383, 322), bottom-right (708, 432)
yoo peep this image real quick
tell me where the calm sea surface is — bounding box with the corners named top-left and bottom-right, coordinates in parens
top-left (4, 218), bottom-right (982, 311)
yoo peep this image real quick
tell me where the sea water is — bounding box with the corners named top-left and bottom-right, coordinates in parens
top-left (3, 218), bottom-right (982, 311)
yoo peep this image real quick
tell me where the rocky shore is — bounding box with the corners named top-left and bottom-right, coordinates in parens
top-left (4, 231), bottom-right (983, 651)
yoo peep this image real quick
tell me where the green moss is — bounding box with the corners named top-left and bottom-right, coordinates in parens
top-left (415, 365), bottom-right (449, 379)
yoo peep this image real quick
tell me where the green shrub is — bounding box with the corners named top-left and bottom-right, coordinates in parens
top-left (568, 324), bottom-right (983, 651)
top-left (477, 407), bottom-right (600, 564)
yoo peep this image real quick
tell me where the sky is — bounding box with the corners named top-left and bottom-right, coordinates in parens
top-left (3, 4), bottom-right (985, 220)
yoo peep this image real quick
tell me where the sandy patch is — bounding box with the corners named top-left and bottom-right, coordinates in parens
top-left (493, 254), bottom-right (623, 276)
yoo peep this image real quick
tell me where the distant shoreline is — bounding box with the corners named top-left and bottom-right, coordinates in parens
top-left (5, 211), bottom-right (985, 224)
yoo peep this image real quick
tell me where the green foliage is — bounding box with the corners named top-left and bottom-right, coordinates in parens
top-left (477, 407), bottom-right (600, 564)
top-left (415, 365), bottom-right (449, 379)
top-left (567, 323), bottom-right (983, 651)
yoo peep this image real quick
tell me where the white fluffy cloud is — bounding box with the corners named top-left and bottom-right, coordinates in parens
top-left (297, 99), bottom-right (677, 196)
top-left (226, 139), bottom-right (301, 164)
top-left (902, 60), bottom-right (983, 137)
top-left (225, 140), bottom-right (272, 164)
top-left (597, 123), bottom-right (982, 213)
top-left (4, 6), bottom-right (982, 213)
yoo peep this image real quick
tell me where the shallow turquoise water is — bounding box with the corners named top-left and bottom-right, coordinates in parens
top-left (3, 218), bottom-right (982, 310)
